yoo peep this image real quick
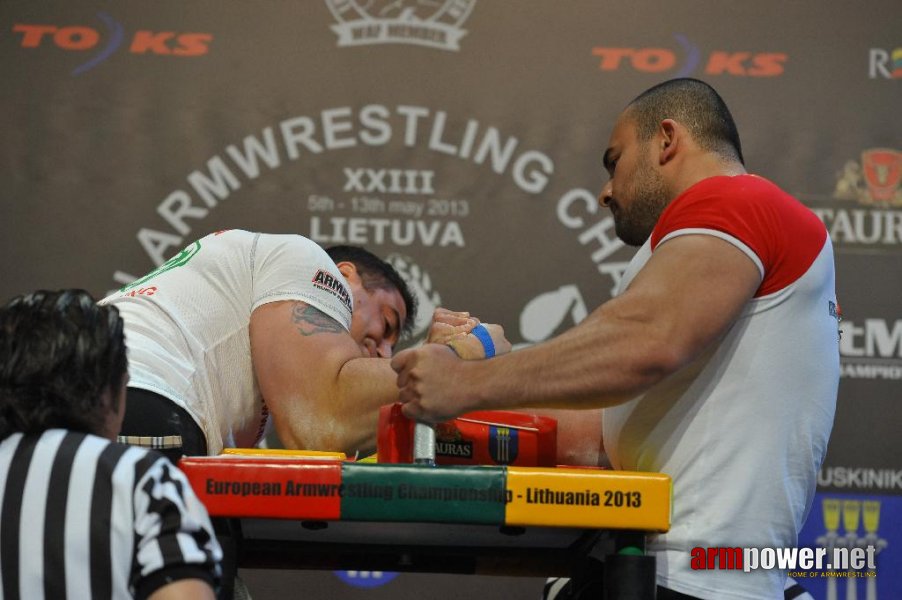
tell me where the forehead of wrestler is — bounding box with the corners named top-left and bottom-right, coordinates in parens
top-left (337, 262), bottom-right (406, 356)
top-left (603, 112), bottom-right (644, 178)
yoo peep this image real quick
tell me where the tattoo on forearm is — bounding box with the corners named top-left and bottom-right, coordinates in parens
top-left (292, 302), bottom-right (345, 336)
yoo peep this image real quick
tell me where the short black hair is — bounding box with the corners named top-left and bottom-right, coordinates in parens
top-left (626, 78), bottom-right (744, 164)
top-left (325, 246), bottom-right (418, 338)
top-left (0, 289), bottom-right (128, 439)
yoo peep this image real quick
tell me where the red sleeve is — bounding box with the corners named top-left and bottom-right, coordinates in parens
top-left (650, 175), bottom-right (828, 297)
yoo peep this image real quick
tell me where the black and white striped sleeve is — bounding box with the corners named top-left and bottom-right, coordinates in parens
top-left (131, 453), bottom-right (222, 599)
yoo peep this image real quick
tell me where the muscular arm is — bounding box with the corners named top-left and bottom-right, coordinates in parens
top-left (527, 407), bottom-right (607, 466)
top-left (393, 235), bottom-right (762, 421)
top-left (250, 301), bottom-right (399, 456)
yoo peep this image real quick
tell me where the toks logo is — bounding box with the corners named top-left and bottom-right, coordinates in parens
top-left (12, 13), bottom-right (213, 76)
top-left (592, 34), bottom-right (787, 77)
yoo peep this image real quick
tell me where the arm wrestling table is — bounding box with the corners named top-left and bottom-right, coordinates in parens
top-left (179, 452), bottom-right (672, 600)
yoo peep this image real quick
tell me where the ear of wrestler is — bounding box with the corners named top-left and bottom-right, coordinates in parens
top-left (337, 261), bottom-right (404, 358)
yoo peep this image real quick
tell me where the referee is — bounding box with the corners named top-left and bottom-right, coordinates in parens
top-left (0, 289), bottom-right (222, 600)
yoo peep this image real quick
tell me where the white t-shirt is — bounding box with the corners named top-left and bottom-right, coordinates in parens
top-left (102, 230), bottom-right (354, 454)
top-left (603, 176), bottom-right (839, 599)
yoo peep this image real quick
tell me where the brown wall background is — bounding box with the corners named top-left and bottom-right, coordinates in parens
top-left (2, 1), bottom-right (899, 597)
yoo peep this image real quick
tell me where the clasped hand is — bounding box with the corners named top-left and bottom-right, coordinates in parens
top-left (394, 307), bottom-right (511, 422)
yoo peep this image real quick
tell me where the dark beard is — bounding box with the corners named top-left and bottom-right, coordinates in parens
top-left (614, 209), bottom-right (653, 246)
top-left (612, 160), bottom-right (669, 246)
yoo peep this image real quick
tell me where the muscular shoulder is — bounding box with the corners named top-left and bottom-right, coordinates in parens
top-left (251, 235), bottom-right (353, 327)
top-left (652, 175), bottom-right (829, 296)
top-left (253, 232), bottom-right (331, 262)
top-left (653, 175), bottom-right (822, 242)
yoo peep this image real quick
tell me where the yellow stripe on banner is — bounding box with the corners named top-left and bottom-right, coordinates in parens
top-left (505, 468), bottom-right (671, 532)
top-left (221, 448), bottom-right (347, 460)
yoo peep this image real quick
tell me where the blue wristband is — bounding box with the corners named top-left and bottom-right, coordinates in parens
top-left (471, 323), bottom-right (495, 358)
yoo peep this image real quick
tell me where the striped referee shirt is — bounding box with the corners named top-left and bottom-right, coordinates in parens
top-left (0, 429), bottom-right (222, 600)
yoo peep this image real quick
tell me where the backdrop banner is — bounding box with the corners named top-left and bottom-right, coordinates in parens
top-left (2, 2), bottom-right (899, 598)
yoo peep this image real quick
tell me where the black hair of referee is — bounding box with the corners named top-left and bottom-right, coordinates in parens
top-left (0, 289), bottom-right (128, 440)
top-left (0, 289), bottom-right (221, 600)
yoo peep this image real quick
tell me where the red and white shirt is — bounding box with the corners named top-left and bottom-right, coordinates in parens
top-left (603, 175), bottom-right (840, 599)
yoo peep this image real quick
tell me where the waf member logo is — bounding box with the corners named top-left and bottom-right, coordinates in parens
top-left (325, 0), bottom-right (476, 51)
top-left (489, 426), bottom-right (518, 465)
top-left (312, 269), bottom-right (353, 312)
top-left (12, 13), bottom-right (213, 76)
top-left (834, 148), bottom-right (902, 206)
